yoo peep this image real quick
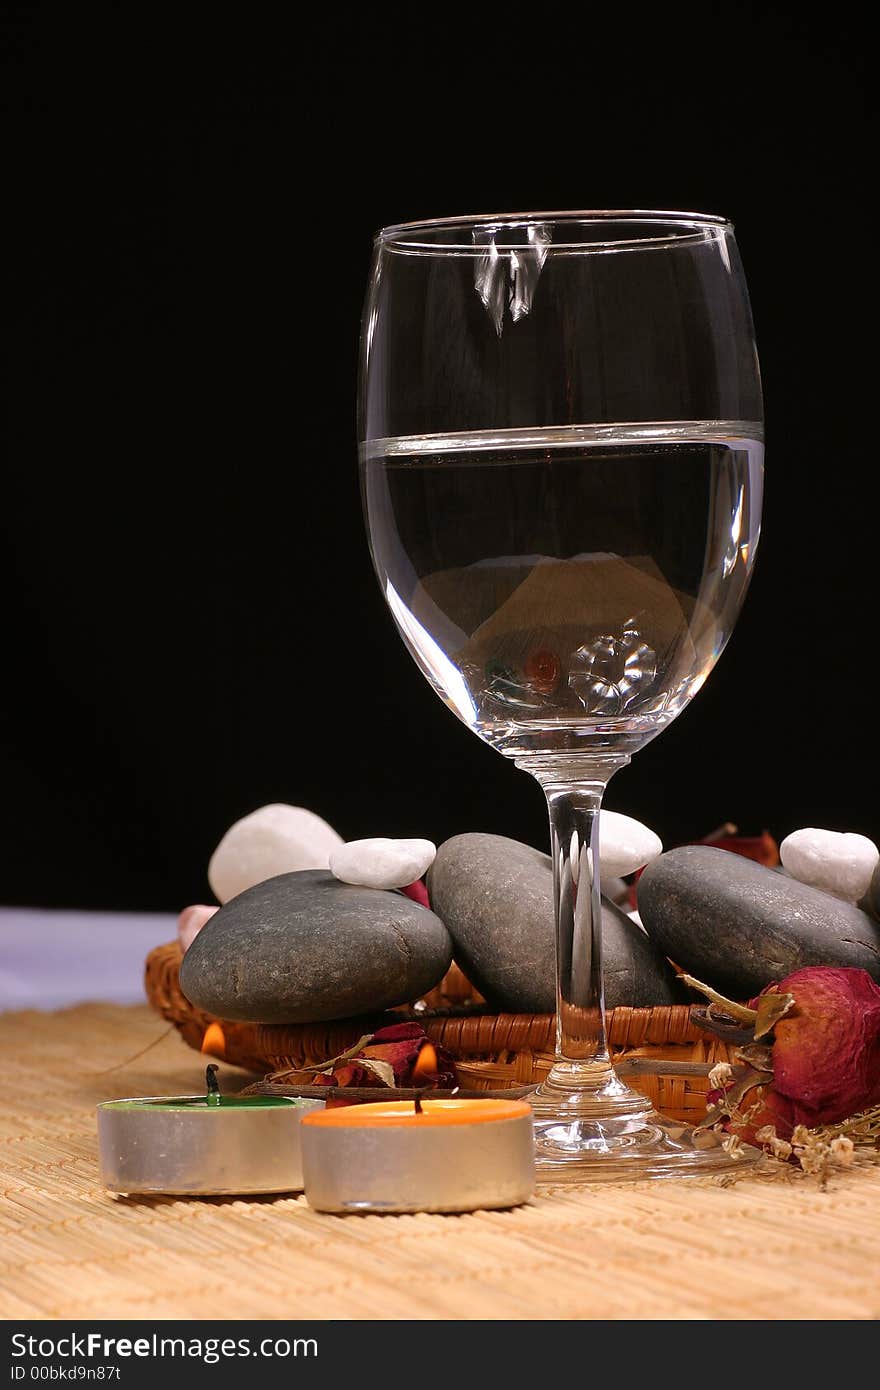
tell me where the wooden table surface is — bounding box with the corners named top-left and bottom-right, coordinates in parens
top-left (2, 1003), bottom-right (878, 1321)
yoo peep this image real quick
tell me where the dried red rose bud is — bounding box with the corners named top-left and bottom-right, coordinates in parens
top-left (751, 967), bottom-right (880, 1126)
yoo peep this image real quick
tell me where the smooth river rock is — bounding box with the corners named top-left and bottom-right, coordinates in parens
top-left (208, 804), bottom-right (344, 904)
top-left (599, 811), bottom-right (663, 878)
top-left (780, 827), bottom-right (879, 903)
top-left (178, 903), bottom-right (218, 953)
top-left (865, 858), bottom-right (880, 922)
top-left (427, 833), bottom-right (682, 1013)
top-left (180, 870), bottom-right (453, 1023)
top-left (329, 837), bottom-right (436, 890)
top-left (638, 845), bottom-right (880, 998)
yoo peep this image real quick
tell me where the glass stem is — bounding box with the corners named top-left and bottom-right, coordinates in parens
top-left (548, 774), bottom-right (610, 1070)
top-left (526, 754), bottom-right (651, 1115)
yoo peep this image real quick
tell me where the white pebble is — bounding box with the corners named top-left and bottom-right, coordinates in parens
top-left (780, 828), bottom-right (879, 903)
top-left (599, 810), bottom-right (663, 879)
top-left (178, 904), bottom-right (218, 952)
top-left (208, 804), bottom-right (344, 904)
top-left (330, 837), bottom-right (436, 890)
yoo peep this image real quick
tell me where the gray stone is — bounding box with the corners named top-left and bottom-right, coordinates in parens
top-left (638, 845), bottom-right (880, 999)
top-left (179, 870), bottom-right (452, 1023)
top-left (427, 833), bottom-right (682, 1012)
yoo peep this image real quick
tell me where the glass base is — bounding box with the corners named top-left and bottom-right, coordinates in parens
top-left (528, 1073), bottom-right (759, 1184)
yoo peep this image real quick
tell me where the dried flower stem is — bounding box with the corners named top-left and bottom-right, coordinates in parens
top-left (677, 974), bottom-right (759, 1025)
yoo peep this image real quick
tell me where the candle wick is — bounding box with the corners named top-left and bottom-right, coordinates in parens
top-left (414, 1091), bottom-right (424, 1115)
top-left (205, 1064), bottom-right (222, 1107)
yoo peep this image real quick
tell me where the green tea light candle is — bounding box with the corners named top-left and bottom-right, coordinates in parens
top-left (97, 1067), bottom-right (323, 1195)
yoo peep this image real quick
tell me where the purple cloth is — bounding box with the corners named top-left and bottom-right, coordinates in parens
top-left (0, 908), bottom-right (177, 1011)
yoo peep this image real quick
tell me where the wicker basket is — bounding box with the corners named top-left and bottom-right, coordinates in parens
top-left (145, 941), bottom-right (733, 1123)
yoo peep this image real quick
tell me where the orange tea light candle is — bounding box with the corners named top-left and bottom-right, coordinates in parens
top-left (300, 1097), bottom-right (535, 1214)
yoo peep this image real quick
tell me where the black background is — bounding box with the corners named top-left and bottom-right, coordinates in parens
top-left (1, 5), bottom-right (874, 911)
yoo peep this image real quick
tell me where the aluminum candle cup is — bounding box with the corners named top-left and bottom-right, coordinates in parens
top-left (97, 1095), bottom-right (324, 1195)
top-left (300, 1098), bottom-right (535, 1214)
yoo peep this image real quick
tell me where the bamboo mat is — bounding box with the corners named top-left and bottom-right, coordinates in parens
top-left (1, 1004), bottom-right (879, 1321)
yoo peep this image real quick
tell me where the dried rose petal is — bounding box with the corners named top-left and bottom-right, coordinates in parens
top-left (751, 967), bottom-right (880, 1126)
top-left (310, 1022), bottom-right (458, 1090)
top-left (401, 879), bottom-right (431, 908)
top-left (367, 1037), bottom-right (457, 1088)
top-left (364, 1038), bottom-right (425, 1081)
top-left (364, 1023), bottom-right (432, 1084)
top-left (370, 1023), bottom-right (425, 1043)
top-left (313, 1063), bottom-right (363, 1088)
top-left (699, 830), bottom-right (779, 866)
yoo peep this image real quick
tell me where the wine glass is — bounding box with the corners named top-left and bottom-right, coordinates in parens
top-left (359, 210), bottom-right (763, 1180)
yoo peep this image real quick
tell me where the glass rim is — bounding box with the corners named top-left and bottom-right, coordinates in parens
top-left (376, 208), bottom-right (732, 249)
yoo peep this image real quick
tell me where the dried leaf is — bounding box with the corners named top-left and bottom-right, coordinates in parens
top-left (356, 1057), bottom-right (396, 1088)
top-left (753, 990), bottom-right (795, 1039)
top-left (735, 1043), bottom-right (775, 1072)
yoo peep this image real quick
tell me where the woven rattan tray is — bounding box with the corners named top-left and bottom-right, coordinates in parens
top-left (145, 942), bottom-right (733, 1123)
